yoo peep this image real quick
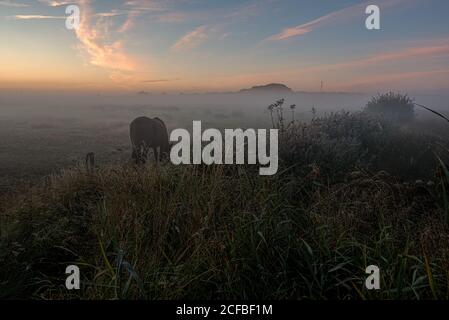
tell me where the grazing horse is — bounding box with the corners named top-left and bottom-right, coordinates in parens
top-left (130, 116), bottom-right (170, 164)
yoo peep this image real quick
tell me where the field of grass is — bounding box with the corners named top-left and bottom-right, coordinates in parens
top-left (0, 99), bottom-right (272, 189)
top-left (1, 106), bottom-right (449, 300)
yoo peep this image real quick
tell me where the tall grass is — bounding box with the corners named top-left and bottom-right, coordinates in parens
top-left (1, 161), bottom-right (449, 299)
top-left (1, 110), bottom-right (449, 300)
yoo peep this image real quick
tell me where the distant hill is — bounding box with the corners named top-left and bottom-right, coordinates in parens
top-left (239, 83), bottom-right (293, 93)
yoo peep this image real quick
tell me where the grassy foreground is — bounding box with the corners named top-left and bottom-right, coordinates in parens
top-left (1, 111), bottom-right (449, 300)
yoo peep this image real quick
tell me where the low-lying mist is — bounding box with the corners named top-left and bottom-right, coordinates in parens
top-left (0, 90), bottom-right (448, 187)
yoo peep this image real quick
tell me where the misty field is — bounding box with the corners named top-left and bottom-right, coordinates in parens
top-left (1, 92), bottom-right (449, 299)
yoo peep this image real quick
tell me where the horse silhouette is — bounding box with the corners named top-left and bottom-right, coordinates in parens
top-left (130, 116), bottom-right (170, 164)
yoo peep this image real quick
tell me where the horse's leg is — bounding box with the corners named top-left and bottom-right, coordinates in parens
top-left (132, 148), bottom-right (138, 164)
top-left (138, 145), bottom-right (145, 164)
top-left (154, 147), bottom-right (159, 164)
top-left (142, 145), bottom-right (149, 164)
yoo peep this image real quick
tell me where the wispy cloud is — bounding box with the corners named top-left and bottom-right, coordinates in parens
top-left (340, 68), bottom-right (449, 91)
top-left (345, 44), bottom-right (449, 68)
top-left (0, 0), bottom-right (28, 7)
top-left (29, 0), bottom-right (147, 85)
top-left (10, 15), bottom-right (64, 20)
top-left (298, 41), bottom-right (449, 73)
top-left (227, 0), bottom-right (276, 20)
top-left (267, 0), bottom-right (408, 41)
top-left (124, 0), bottom-right (167, 12)
top-left (117, 10), bottom-right (140, 33)
top-left (72, 0), bottom-right (136, 72)
top-left (105, 1), bottom-right (168, 34)
top-left (96, 11), bottom-right (127, 18)
top-left (206, 38), bottom-right (449, 92)
top-left (142, 78), bottom-right (178, 83)
top-left (171, 25), bottom-right (209, 51)
top-left (38, 0), bottom-right (74, 6)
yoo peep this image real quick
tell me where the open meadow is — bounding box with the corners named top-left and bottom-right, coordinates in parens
top-left (1, 92), bottom-right (449, 299)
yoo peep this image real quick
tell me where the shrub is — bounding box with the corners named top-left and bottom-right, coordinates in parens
top-left (365, 92), bottom-right (415, 124)
top-left (279, 111), bottom-right (447, 181)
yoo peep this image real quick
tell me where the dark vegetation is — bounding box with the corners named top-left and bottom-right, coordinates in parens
top-left (365, 92), bottom-right (415, 124)
top-left (1, 93), bottom-right (449, 299)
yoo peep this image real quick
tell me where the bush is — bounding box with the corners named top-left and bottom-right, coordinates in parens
top-left (365, 92), bottom-right (415, 124)
top-left (280, 111), bottom-right (447, 181)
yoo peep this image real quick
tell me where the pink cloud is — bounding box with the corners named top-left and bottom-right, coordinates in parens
top-left (11, 15), bottom-right (64, 20)
top-left (38, 0), bottom-right (74, 6)
top-left (171, 26), bottom-right (209, 51)
top-left (74, 0), bottom-right (136, 72)
top-left (267, 0), bottom-right (409, 41)
top-left (299, 42), bottom-right (449, 73)
top-left (339, 69), bottom-right (449, 91)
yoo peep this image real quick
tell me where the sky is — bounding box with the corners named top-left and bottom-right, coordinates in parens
top-left (1, 0), bottom-right (449, 93)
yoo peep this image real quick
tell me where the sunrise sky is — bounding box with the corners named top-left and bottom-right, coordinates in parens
top-left (1, 0), bottom-right (449, 93)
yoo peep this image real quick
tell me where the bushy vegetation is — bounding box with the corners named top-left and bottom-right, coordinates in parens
top-left (365, 92), bottom-right (415, 124)
top-left (281, 111), bottom-right (448, 181)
